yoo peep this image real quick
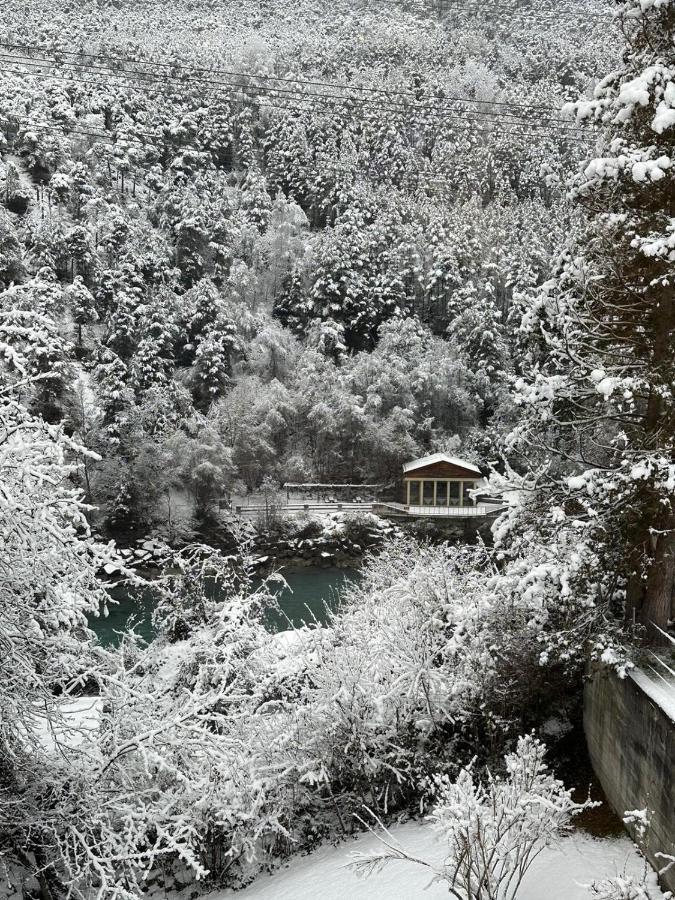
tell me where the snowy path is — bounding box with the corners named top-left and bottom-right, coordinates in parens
top-left (217, 824), bottom-right (663, 900)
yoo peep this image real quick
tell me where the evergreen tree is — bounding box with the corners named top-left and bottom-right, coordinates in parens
top-left (2, 160), bottom-right (30, 214)
top-left (131, 293), bottom-right (178, 395)
top-left (273, 267), bottom-right (310, 335)
top-left (92, 346), bottom-right (133, 437)
top-left (67, 276), bottom-right (99, 346)
top-left (0, 208), bottom-right (24, 288)
top-left (0, 282), bottom-right (73, 422)
top-left (102, 267), bottom-right (146, 360)
top-left (500, 0), bottom-right (675, 643)
top-left (193, 312), bottom-right (241, 408)
top-left (64, 224), bottom-right (92, 281)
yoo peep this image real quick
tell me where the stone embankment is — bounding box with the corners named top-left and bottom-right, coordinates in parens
top-left (98, 513), bottom-right (400, 577)
top-left (584, 662), bottom-right (675, 894)
top-left (251, 513), bottom-right (400, 571)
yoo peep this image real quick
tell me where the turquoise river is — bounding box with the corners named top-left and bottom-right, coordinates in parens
top-left (89, 566), bottom-right (359, 646)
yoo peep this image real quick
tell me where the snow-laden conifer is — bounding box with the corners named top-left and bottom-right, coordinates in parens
top-left (496, 0), bottom-right (675, 644)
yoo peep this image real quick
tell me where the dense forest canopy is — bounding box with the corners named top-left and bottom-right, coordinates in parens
top-left (0, 0), bottom-right (619, 533)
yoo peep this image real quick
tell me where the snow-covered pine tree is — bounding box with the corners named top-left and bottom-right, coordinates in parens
top-left (102, 271), bottom-right (144, 361)
top-left (67, 275), bottom-right (98, 346)
top-left (193, 313), bottom-right (240, 407)
top-left (0, 207), bottom-right (24, 288)
top-left (499, 0), bottom-right (675, 643)
top-left (131, 292), bottom-right (178, 395)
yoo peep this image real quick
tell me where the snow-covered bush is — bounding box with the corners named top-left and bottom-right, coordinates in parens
top-left (0, 395), bottom-right (122, 895)
top-left (588, 810), bottom-right (675, 899)
top-left (0, 471), bottom-right (600, 900)
top-left (49, 535), bottom-right (580, 894)
top-left (588, 876), bottom-right (654, 900)
top-left (350, 734), bottom-right (593, 900)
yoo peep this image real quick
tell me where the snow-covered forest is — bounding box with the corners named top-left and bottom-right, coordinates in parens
top-left (0, 0), bottom-right (620, 528)
top-left (1, 0), bottom-right (674, 898)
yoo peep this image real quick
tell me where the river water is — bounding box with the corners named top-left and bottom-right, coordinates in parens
top-left (89, 566), bottom-right (359, 646)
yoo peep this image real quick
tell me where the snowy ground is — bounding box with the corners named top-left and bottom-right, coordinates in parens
top-left (216, 824), bottom-right (664, 900)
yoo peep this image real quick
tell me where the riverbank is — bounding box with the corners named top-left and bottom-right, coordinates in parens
top-left (98, 511), bottom-right (400, 578)
top-left (251, 511), bottom-right (399, 572)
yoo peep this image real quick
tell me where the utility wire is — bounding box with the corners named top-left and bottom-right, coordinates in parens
top-left (0, 57), bottom-right (592, 143)
top-left (341, 0), bottom-right (612, 19)
top-left (0, 54), bottom-right (588, 138)
top-left (0, 40), bottom-right (589, 120)
top-left (0, 73), bottom-right (593, 150)
top-left (79, 0), bottom-right (612, 21)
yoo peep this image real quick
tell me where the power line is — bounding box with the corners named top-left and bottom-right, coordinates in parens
top-left (0, 55), bottom-right (592, 144)
top-left (0, 73), bottom-right (593, 153)
top-left (105, 0), bottom-right (612, 22)
top-left (0, 56), bottom-right (588, 141)
top-left (0, 40), bottom-right (588, 120)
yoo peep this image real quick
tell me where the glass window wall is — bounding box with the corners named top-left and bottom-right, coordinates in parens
top-left (435, 481), bottom-right (449, 505)
top-left (407, 479), bottom-right (478, 507)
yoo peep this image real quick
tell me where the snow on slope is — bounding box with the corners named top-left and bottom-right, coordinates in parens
top-left (214, 824), bottom-right (663, 900)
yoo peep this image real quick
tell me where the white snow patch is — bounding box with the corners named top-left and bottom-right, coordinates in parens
top-left (596, 376), bottom-right (620, 399)
top-left (618, 75), bottom-right (651, 108)
top-left (212, 824), bottom-right (664, 900)
top-left (653, 108), bottom-right (675, 131)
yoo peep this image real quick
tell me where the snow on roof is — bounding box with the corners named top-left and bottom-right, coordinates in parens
top-left (402, 452), bottom-right (482, 476)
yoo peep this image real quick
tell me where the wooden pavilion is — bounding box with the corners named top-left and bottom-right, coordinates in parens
top-left (402, 452), bottom-right (483, 509)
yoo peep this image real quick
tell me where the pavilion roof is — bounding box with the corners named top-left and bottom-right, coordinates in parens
top-left (402, 452), bottom-right (482, 476)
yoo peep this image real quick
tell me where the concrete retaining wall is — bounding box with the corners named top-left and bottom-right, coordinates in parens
top-left (584, 665), bottom-right (675, 893)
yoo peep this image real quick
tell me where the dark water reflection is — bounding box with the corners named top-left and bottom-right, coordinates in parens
top-left (89, 567), bottom-right (359, 646)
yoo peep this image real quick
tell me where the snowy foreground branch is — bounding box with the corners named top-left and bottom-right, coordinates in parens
top-left (349, 735), bottom-right (597, 900)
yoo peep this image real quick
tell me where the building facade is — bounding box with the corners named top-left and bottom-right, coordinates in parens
top-left (402, 453), bottom-right (483, 508)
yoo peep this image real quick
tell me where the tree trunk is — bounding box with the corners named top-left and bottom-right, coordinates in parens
top-left (641, 525), bottom-right (675, 644)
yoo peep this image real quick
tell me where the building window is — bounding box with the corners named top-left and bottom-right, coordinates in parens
top-left (423, 481), bottom-right (435, 506)
top-left (435, 481), bottom-right (449, 505)
top-left (409, 481), bottom-right (421, 506)
top-left (449, 482), bottom-right (460, 506)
